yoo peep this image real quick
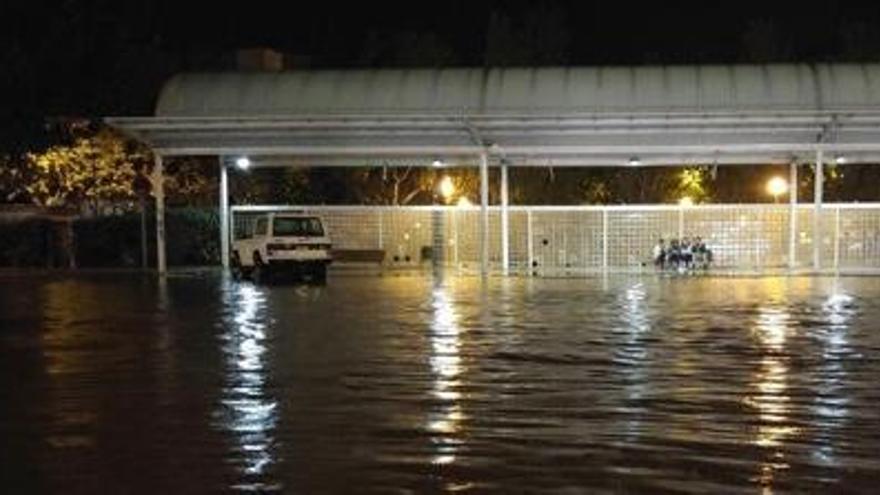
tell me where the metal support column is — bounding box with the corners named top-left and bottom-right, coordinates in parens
top-left (150, 154), bottom-right (166, 274)
top-left (219, 158), bottom-right (230, 270)
top-left (479, 151), bottom-right (490, 277)
top-left (833, 206), bottom-right (841, 270)
top-left (602, 208), bottom-right (609, 271)
top-left (500, 162), bottom-right (510, 276)
top-left (788, 162), bottom-right (798, 269)
top-left (377, 210), bottom-right (384, 250)
top-left (526, 209), bottom-right (534, 275)
top-left (813, 149), bottom-right (824, 271)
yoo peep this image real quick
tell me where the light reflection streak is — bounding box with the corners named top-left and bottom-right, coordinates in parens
top-left (218, 283), bottom-right (280, 490)
top-left (811, 290), bottom-right (854, 467)
top-left (427, 286), bottom-right (465, 466)
top-left (748, 304), bottom-right (797, 488)
top-left (616, 282), bottom-right (649, 442)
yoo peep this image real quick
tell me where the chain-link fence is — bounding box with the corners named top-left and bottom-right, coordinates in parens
top-left (231, 204), bottom-right (880, 273)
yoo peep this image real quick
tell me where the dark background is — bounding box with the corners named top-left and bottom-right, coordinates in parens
top-left (2, 1), bottom-right (880, 150)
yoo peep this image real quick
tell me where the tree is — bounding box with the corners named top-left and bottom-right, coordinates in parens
top-left (23, 128), bottom-right (149, 214)
top-left (484, 4), bottom-right (570, 66)
top-left (163, 157), bottom-right (217, 206)
top-left (231, 167), bottom-right (311, 205)
top-left (672, 167), bottom-right (712, 203)
top-left (357, 29), bottom-right (459, 68)
top-left (0, 154), bottom-right (28, 203)
top-left (740, 19), bottom-right (793, 62)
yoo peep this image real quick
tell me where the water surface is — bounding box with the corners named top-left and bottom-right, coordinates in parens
top-left (1, 273), bottom-right (879, 493)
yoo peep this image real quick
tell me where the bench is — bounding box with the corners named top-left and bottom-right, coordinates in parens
top-left (331, 249), bottom-right (386, 264)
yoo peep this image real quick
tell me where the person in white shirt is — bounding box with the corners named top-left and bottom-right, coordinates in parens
top-left (652, 239), bottom-right (666, 269)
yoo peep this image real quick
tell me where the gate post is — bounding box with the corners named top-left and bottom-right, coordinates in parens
top-left (500, 163), bottom-right (510, 276)
top-left (788, 162), bottom-right (798, 268)
top-left (150, 154), bottom-right (166, 275)
top-left (602, 207), bottom-right (609, 271)
top-left (219, 157), bottom-right (230, 270)
top-left (527, 209), bottom-right (534, 275)
top-left (479, 150), bottom-right (490, 277)
top-left (813, 149), bottom-right (824, 271)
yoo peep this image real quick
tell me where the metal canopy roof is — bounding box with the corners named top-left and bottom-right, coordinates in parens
top-left (107, 63), bottom-right (880, 166)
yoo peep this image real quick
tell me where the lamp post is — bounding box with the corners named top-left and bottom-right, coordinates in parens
top-left (432, 175), bottom-right (457, 275)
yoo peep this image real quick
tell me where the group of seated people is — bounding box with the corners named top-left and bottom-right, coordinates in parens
top-left (652, 237), bottom-right (713, 271)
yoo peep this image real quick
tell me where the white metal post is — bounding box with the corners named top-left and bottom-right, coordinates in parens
top-left (833, 206), bottom-right (841, 270)
top-left (788, 162), bottom-right (798, 269)
top-left (377, 210), bottom-right (384, 250)
top-left (813, 149), bottom-right (824, 271)
top-left (500, 163), bottom-right (510, 276)
top-left (479, 151), bottom-right (490, 277)
top-left (527, 209), bottom-right (534, 275)
top-left (602, 208), bottom-right (609, 271)
top-left (219, 158), bottom-right (230, 270)
top-left (151, 154), bottom-right (166, 274)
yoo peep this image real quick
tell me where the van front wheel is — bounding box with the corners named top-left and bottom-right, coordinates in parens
top-left (230, 252), bottom-right (243, 281)
top-left (252, 253), bottom-right (269, 284)
top-left (309, 263), bottom-right (327, 284)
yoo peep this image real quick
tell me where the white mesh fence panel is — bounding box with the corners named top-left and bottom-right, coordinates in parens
top-left (230, 204), bottom-right (880, 272)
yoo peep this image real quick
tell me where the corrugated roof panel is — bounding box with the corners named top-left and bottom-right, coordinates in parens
top-left (633, 66), bottom-right (669, 112)
top-left (729, 66), bottom-right (767, 110)
top-left (824, 64), bottom-right (869, 108)
top-left (154, 64), bottom-right (880, 117)
top-left (566, 69), bottom-right (601, 110)
top-left (664, 67), bottom-right (699, 111)
top-left (698, 66), bottom-right (736, 111)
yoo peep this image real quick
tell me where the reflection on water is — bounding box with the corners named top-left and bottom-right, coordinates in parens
top-left (615, 282), bottom-right (650, 442)
top-left (749, 300), bottom-right (798, 487)
top-left (426, 285), bottom-right (465, 466)
top-left (217, 283), bottom-right (280, 491)
top-left (812, 289), bottom-right (854, 468)
top-left (3, 274), bottom-right (880, 493)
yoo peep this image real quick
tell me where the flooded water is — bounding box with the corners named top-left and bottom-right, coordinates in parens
top-left (1, 272), bottom-right (879, 493)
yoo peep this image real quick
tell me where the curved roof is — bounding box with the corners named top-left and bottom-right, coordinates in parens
top-left (157, 64), bottom-right (880, 117)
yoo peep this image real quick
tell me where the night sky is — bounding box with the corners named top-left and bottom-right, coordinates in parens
top-left (2, 1), bottom-right (880, 150)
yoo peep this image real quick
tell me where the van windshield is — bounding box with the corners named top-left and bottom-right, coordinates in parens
top-left (273, 217), bottom-right (324, 237)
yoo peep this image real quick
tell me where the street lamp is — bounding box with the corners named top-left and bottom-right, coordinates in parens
top-left (235, 156), bottom-right (251, 170)
top-left (439, 176), bottom-right (455, 203)
top-left (766, 176), bottom-right (788, 203)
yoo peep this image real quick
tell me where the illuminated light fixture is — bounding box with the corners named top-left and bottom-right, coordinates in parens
top-left (432, 159), bottom-right (445, 168)
top-left (834, 155), bottom-right (847, 165)
top-left (766, 176), bottom-right (789, 202)
top-left (439, 176), bottom-right (455, 201)
top-left (679, 196), bottom-right (694, 207)
top-left (628, 156), bottom-right (641, 166)
top-left (456, 196), bottom-right (473, 208)
top-left (235, 156), bottom-right (251, 170)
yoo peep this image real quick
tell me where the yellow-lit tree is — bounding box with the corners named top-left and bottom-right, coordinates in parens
top-left (24, 129), bottom-right (149, 214)
top-left (673, 167), bottom-right (712, 204)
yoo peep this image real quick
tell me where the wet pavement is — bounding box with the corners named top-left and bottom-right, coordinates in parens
top-left (1, 272), bottom-right (879, 493)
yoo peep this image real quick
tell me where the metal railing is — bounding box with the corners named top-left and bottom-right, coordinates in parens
top-left (231, 203), bottom-right (880, 273)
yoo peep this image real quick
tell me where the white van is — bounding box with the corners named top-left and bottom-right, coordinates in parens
top-left (231, 213), bottom-right (332, 282)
